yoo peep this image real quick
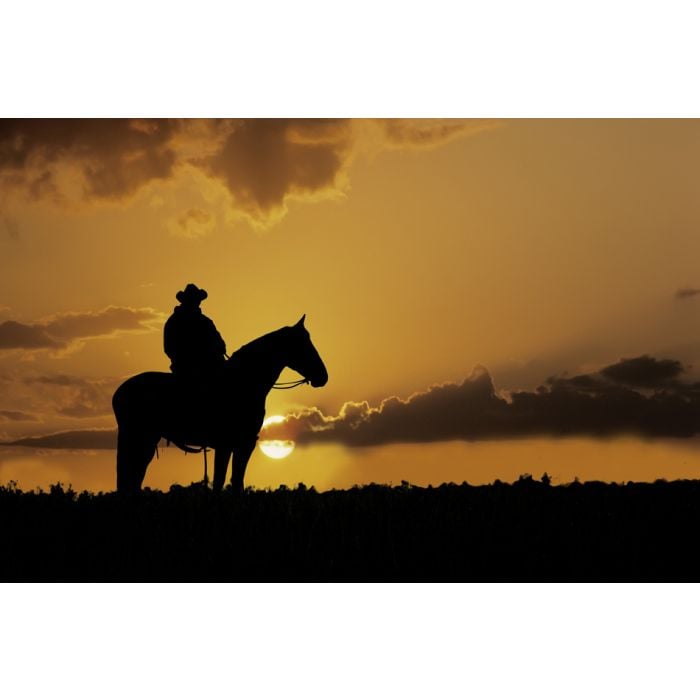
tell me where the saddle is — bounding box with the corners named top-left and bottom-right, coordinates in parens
top-left (165, 371), bottom-right (229, 446)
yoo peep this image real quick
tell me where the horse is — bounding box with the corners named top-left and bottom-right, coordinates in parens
top-left (112, 315), bottom-right (328, 493)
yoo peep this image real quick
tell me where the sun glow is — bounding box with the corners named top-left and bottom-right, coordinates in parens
top-left (259, 415), bottom-right (295, 459)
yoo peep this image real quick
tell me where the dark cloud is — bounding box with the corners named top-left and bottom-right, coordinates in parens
top-left (12, 354), bottom-right (700, 451)
top-left (3, 429), bottom-right (116, 449)
top-left (0, 306), bottom-right (162, 352)
top-left (198, 119), bottom-right (354, 221)
top-left (264, 356), bottom-right (700, 446)
top-left (600, 355), bottom-right (685, 388)
top-left (0, 118), bottom-right (177, 201)
top-left (0, 410), bottom-right (38, 422)
top-left (0, 118), bottom-right (495, 225)
top-left (676, 287), bottom-right (700, 300)
top-left (0, 320), bottom-right (62, 349)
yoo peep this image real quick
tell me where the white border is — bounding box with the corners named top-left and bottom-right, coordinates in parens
top-left (2, 1), bottom-right (700, 116)
top-left (2, 1), bottom-right (699, 697)
top-left (0, 583), bottom-right (698, 699)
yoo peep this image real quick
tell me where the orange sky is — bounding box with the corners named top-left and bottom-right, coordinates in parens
top-left (2, 118), bottom-right (700, 490)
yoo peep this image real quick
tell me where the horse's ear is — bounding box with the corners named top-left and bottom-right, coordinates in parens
top-left (295, 314), bottom-right (306, 328)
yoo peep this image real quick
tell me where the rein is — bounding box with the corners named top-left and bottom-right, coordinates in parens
top-left (272, 378), bottom-right (309, 390)
top-left (166, 440), bottom-right (211, 485)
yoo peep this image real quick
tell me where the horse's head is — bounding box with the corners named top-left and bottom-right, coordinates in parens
top-left (284, 315), bottom-right (328, 388)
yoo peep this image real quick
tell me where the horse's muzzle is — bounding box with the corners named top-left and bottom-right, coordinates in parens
top-left (310, 370), bottom-right (328, 388)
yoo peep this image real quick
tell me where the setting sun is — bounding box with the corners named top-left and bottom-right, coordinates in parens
top-left (259, 415), bottom-right (295, 459)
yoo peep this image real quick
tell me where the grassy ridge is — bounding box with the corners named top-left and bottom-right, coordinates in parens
top-left (1, 476), bottom-right (698, 581)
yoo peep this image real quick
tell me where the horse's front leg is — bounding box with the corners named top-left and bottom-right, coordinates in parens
top-left (231, 438), bottom-right (257, 495)
top-left (213, 447), bottom-right (232, 493)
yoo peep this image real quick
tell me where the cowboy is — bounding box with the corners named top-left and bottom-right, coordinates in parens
top-left (164, 283), bottom-right (227, 380)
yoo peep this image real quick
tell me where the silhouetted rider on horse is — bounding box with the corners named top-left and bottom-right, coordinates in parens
top-left (164, 283), bottom-right (227, 382)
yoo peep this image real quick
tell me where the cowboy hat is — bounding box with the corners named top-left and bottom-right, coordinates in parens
top-left (176, 283), bottom-right (208, 304)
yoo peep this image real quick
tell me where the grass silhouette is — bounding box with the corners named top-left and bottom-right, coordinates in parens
top-left (1, 476), bottom-right (697, 581)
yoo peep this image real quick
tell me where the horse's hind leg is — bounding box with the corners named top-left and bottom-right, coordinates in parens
top-left (213, 448), bottom-right (232, 493)
top-left (231, 439), bottom-right (257, 495)
top-left (116, 428), bottom-right (159, 493)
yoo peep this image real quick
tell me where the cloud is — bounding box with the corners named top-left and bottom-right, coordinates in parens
top-left (24, 374), bottom-right (119, 418)
top-left (168, 207), bottom-right (215, 239)
top-left (0, 118), bottom-right (497, 226)
top-left (0, 371), bottom-right (120, 435)
top-left (39, 306), bottom-right (162, 341)
top-left (0, 306), bottom-right (163, 353)
top-left (376, 118), bottom-right (499, 149)
top-left (3, 429), bottom-right (116, 449)
top-left (0, 410), bottom-right (38, 422)
top-left (676, 287), bottom-right (700, 300)
top-left (2, 214), bottom-right (20, 240)
top-left (264, 356), bottom-right (700, 446)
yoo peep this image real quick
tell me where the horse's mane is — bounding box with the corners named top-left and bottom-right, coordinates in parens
top-left (228, 326), bottom-right (290, 364)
